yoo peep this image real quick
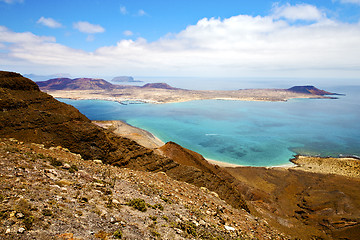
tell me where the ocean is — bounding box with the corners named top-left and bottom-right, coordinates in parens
top-left (58, 84), bottom-right (360, 167)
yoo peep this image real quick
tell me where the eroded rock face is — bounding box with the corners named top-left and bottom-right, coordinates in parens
top-left (0, 71), bottom-right (249, 212)
top-left (226, 166), bottom-right (360, 239)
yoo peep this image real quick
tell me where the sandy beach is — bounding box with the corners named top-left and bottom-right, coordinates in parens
top-left (93, 120), bottom-right (164, 149)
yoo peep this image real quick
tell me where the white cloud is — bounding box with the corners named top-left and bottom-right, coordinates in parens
top-left (37, 17), bottom-right (62, 28)
top-left (137, 9), bottom-right (146, 16)
top-left (123, 30), bottom-right (133, 36)
top-left (86, 35), bottom-right (95, 42)
top-left (340, 0), bottom-right (360, 4)
top-left (272, 3), bottom-right (325, 21)
top-left (73, 21), bottom-right (105, 34)
top-left (0, 0), bottom-right (23, 4)
top-left (1, 3), bottom-right (360, 78)
top-left (120, 6), bottom-right (127, 15)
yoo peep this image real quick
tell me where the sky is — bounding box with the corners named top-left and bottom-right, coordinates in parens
top-left (0, 0), bottom-right (360, 82)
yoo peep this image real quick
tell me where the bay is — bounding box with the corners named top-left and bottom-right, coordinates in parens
top-left (58, 85), bottom-right (360, 167)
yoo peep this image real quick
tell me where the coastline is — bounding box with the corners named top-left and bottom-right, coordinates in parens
top-left (46, 88), bottom-right (334, 105)
top-left (94, 119), bottom-right (360, 178)
top-left (93, 120), bottom-right (164, 149)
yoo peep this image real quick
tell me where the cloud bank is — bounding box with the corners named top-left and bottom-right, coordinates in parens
top-left (37, 17), bottom-right (62, 28)
top-left (1, 3), bottom-right (360, 78)
top-left (73, 21), bottom-right (105, 34)
top-left (340, 0), bottom-right (360, 5)
top-left (0, 0), bottom-right (23, 4)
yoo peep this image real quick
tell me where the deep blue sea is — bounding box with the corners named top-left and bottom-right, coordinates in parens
top-left (58, 85), bottom-right (360, 167)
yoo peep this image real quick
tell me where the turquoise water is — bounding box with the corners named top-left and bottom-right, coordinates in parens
top-left (58, 86), bottom-right (360, 166)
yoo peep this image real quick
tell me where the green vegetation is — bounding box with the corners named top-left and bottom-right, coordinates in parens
top-left (127, 198), bottom-right (147, 212)
top-left (24, 215), bottom-right (34, 230)
top-left (0, 210), bottom-right (9, 219)
top-left (49, 157), bottom-right (62, 167)
top-left (176, 221), bottom-right (197, 238)
top-left (113, 229), bottom-right (123, 239)
top-left (68, 164), bottom-right (78, 173)
top-left (42, 209), bottom-right (52, 216)
top-left (150, 230), bottom-right (161, 238)
top-left (152, 203), bottom-right (164, 211)
top-left (160, 196), bottom-right (171, 204)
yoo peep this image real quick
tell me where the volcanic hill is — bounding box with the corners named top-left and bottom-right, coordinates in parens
top-left (287, 85), bottom-right (335, 95)
top-left (36, 77), bottom-right (116, 90)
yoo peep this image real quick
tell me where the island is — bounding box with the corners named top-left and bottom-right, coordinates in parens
top-left (36, 77), bottom-right (338, 103)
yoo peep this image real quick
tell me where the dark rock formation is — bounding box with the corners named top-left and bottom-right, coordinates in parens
top-left (0, 71), bottom-right (248, 212)
top-left (287, 85), bottom-right (335, 95)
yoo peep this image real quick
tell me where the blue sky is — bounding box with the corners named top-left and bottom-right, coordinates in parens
top-left (1, 0), bottom-right (360, 81)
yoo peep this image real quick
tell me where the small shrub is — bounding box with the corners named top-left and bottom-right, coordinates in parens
top-left (0, 210), bottom-right (9, 219)
top-left (160, 196), bottom-right (171, 204)
top-left (149, 215), bottom-right (157, 222)
top-left (24, 215), bottom-right (34, 230)
top-left (151, 230), bottom-right (161, 238)
top-left (15, 198), bottom-right (31, 216)
top-left (127, 198), bottom-right (147, 212)
top-left (177, 221), bottom-right (197, 237)
top-left (37, 153), bottom-right (46, 159)
top-left (162, 215), bottom-right (169, 221)
top-left (95, 230), bottom-right (110, 240)
top-left (49, 157), bottom-right (62, 167)
top-left (42, 209), bottom-right (52, 216)
top-left (153, 203), bottom-right (164, 211)
top-left (113, 229), bottom-right (123, 239)
top-left (68, 164), bottom-right (78, 173)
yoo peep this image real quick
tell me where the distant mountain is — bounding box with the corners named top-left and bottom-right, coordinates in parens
top-left (287, 86), bottom-right (335, 95)
top-left (141, 82), bottom-right (178, 90)
top-left (37, 78), bottom-right (116, 90)
top-left (112, 76), bottom-right (142, 83)
top-left (24, 73), bottom-right (72, 82)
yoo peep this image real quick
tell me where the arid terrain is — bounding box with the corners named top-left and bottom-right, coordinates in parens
top-left (1, 71), bottom-right (359, 239)
top-left (0, 138), bottom-right (286, 240)
top-left (37, 77), bottom-right (338, 103)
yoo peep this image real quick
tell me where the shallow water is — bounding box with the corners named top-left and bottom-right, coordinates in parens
top-left (58, 85), bottom-right (360, 166)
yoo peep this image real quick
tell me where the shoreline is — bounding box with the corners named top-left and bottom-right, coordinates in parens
top-left (48, 88), bottom-right (335, 105)
top-left (93, 119), bottom-right (298, 169)
top-left (94, 120), bottom-right (360, 177)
